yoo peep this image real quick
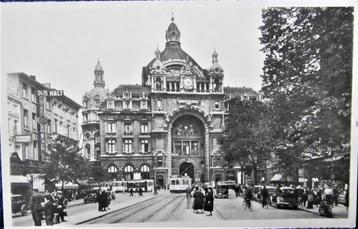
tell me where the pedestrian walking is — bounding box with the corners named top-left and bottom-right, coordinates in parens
top-left (43, 195), bottom-right (56, 225)
top-left (129, 188), bottom-right (134, 197)
top-left (28, 189), bottom-right (45, 226)
top-left (301, 188), bottom-right (308, 207)
top-left (307, 189), bottom-right (314, 209)
top-left (333, 186), bottom-right (338, 206)
top-left (185, 187), bottom-right (192, 209)
top-left (261, 186), bottom-right (269, 208)
top-left (244, 187), bottom-right (253, 211)
top-left (193, 188), bottom-right (204, 214)
top-left (345, 186), bottom-right (349, 209)
top-left (138, 188), bottom-right (143, 197)
top-left (204, 187), bottom-right (214, 216)
top-left (55, 192), bottom-right (67, 222)
top-left (96, 190), bottom-right (102, 211)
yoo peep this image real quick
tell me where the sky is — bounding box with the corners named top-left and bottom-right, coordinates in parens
top-left (1, 1), bottom-right (266, 105)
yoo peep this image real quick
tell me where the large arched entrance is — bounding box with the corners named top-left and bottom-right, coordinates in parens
top-left (167, 107), bottom-right (211, 182)
top-left (179, 162), bottom-right (194, 179)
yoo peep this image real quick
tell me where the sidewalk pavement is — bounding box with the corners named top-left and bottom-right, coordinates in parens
top-left (58, 191), bottom-right (162, 226)
top-left (298, 204), bottom-right (348, 218)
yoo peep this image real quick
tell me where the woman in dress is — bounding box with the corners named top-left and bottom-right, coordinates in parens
top-left (204, 187), bottom-right (214, 216)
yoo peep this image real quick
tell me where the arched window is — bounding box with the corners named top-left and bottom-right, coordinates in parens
top-left (124, 165), bottom-right (134, 173)
top-left (85, 144), bottom-right (91, 158)
top-left (107, 165), bottom-right (118, 174)
top-left (124, 165), bottom-right (134, 181)
top-left (140, 165), bottom-right (150, 179)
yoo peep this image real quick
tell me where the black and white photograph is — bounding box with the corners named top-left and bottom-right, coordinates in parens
top-left (0, 1), bottom-right (357, 228)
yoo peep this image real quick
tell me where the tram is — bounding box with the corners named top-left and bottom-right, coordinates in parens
top-left (169, 176), bottom-right (192, 193)
top-left (111, 180), bottom-right (126, 193)
top-left (100, 182), bottom-right (111, 191)
top-left (125, 179), bottom-right (154, 192)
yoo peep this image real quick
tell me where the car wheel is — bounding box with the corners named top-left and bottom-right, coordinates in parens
top-left (21, 205), bottom-right (27, 216)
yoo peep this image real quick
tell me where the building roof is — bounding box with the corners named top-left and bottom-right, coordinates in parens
top-left (12, 72), bottom-right (82, 110)
top-left (112, 84), bottom-right (150, 95)
top-left (224, 86), bottom-right (259, 98)
top-left (144, 17), bottom-right (204, 73)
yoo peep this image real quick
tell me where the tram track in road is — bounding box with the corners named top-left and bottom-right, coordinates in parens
top-left (76, 195), bottom-right (161, 225)
top-left (115, 194), bottom-right (184, 223)
top-left (80, 194), bottom-right (184, 224)
top-left (145, 194), bottom-right (185, 222)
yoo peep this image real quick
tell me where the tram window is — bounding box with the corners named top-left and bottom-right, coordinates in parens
top-left (183, 180), bottom-right (189, 185)
top-left (171, 180), bottom-right (175, 185)
top-left (176, 180), bottom-right (179, 185)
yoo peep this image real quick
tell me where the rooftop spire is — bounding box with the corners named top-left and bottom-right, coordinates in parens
top-left (212, 49), bottom-right (218, 63)
top-left (171, 12), bottom-right (174, 22)
top-left (155, 45), bottom-right (161, 59)
top-left (165, 14), bottom-right (181, 43)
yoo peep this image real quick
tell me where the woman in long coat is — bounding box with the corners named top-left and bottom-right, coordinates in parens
top-left (193, 188), bottom-right (205, 214)
top-left (204, 187), bottom-right (214, 216)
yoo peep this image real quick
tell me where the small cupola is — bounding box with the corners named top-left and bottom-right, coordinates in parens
top-left (165, 15), bottom-right (181, 43)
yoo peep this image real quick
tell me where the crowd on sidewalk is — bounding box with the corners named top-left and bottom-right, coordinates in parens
top-left (28, 189), bottom-right (68, 226)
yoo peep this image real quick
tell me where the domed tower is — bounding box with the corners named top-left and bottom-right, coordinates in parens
top-left (94, 60), bottom-right (105, 88)
top-left (209, 50), bottom-right (224, 92)
top-left (82, 60), bottom-right (108, 162)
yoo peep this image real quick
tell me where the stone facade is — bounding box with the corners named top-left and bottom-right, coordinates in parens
top-left (81, 17), bottom-right (260, 187)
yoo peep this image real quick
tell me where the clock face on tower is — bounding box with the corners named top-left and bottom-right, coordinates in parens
top-left (183, 78), bottom-right (193, 90)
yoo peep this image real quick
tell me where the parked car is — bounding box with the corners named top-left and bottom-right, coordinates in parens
top-left (11, 194), bottom-right (28, 216)
top-left (270, 187), bottom-right (298, 209)
top-left (215, 182), bottom-right (229, 199)
top-left (84, 190), bottom-right (98, 203)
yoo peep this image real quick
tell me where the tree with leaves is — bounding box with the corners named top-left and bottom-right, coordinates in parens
top-left (259, 7), bottom-right (352, 183)
top-left (219, 99), bottom-right (272, 184)
top-left (43, 136), bottom-right (86, 191)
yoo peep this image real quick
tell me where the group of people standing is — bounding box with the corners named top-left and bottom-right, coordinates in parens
top-left (28, 189), bottom-right (68, 226)
top-left (96, 189), bottom-right (114, 212)
top-left (186, 187), bottom-right (214, 216)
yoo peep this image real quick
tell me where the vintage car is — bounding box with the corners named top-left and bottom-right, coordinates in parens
top-left (11, 194), bottom-right (28, 216)
top-left (215, 182), bottom-right (229, 199)
top-left (84, 190), bottom-right (98, 203)
top-left (270, 187), bottom-right (298, 209)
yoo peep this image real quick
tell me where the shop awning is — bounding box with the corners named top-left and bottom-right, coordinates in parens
top-left (11, 175), bottom-right (30, 184)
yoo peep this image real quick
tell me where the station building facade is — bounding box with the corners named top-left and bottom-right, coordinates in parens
top-left (81, 17), bottom-right (260, 187)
